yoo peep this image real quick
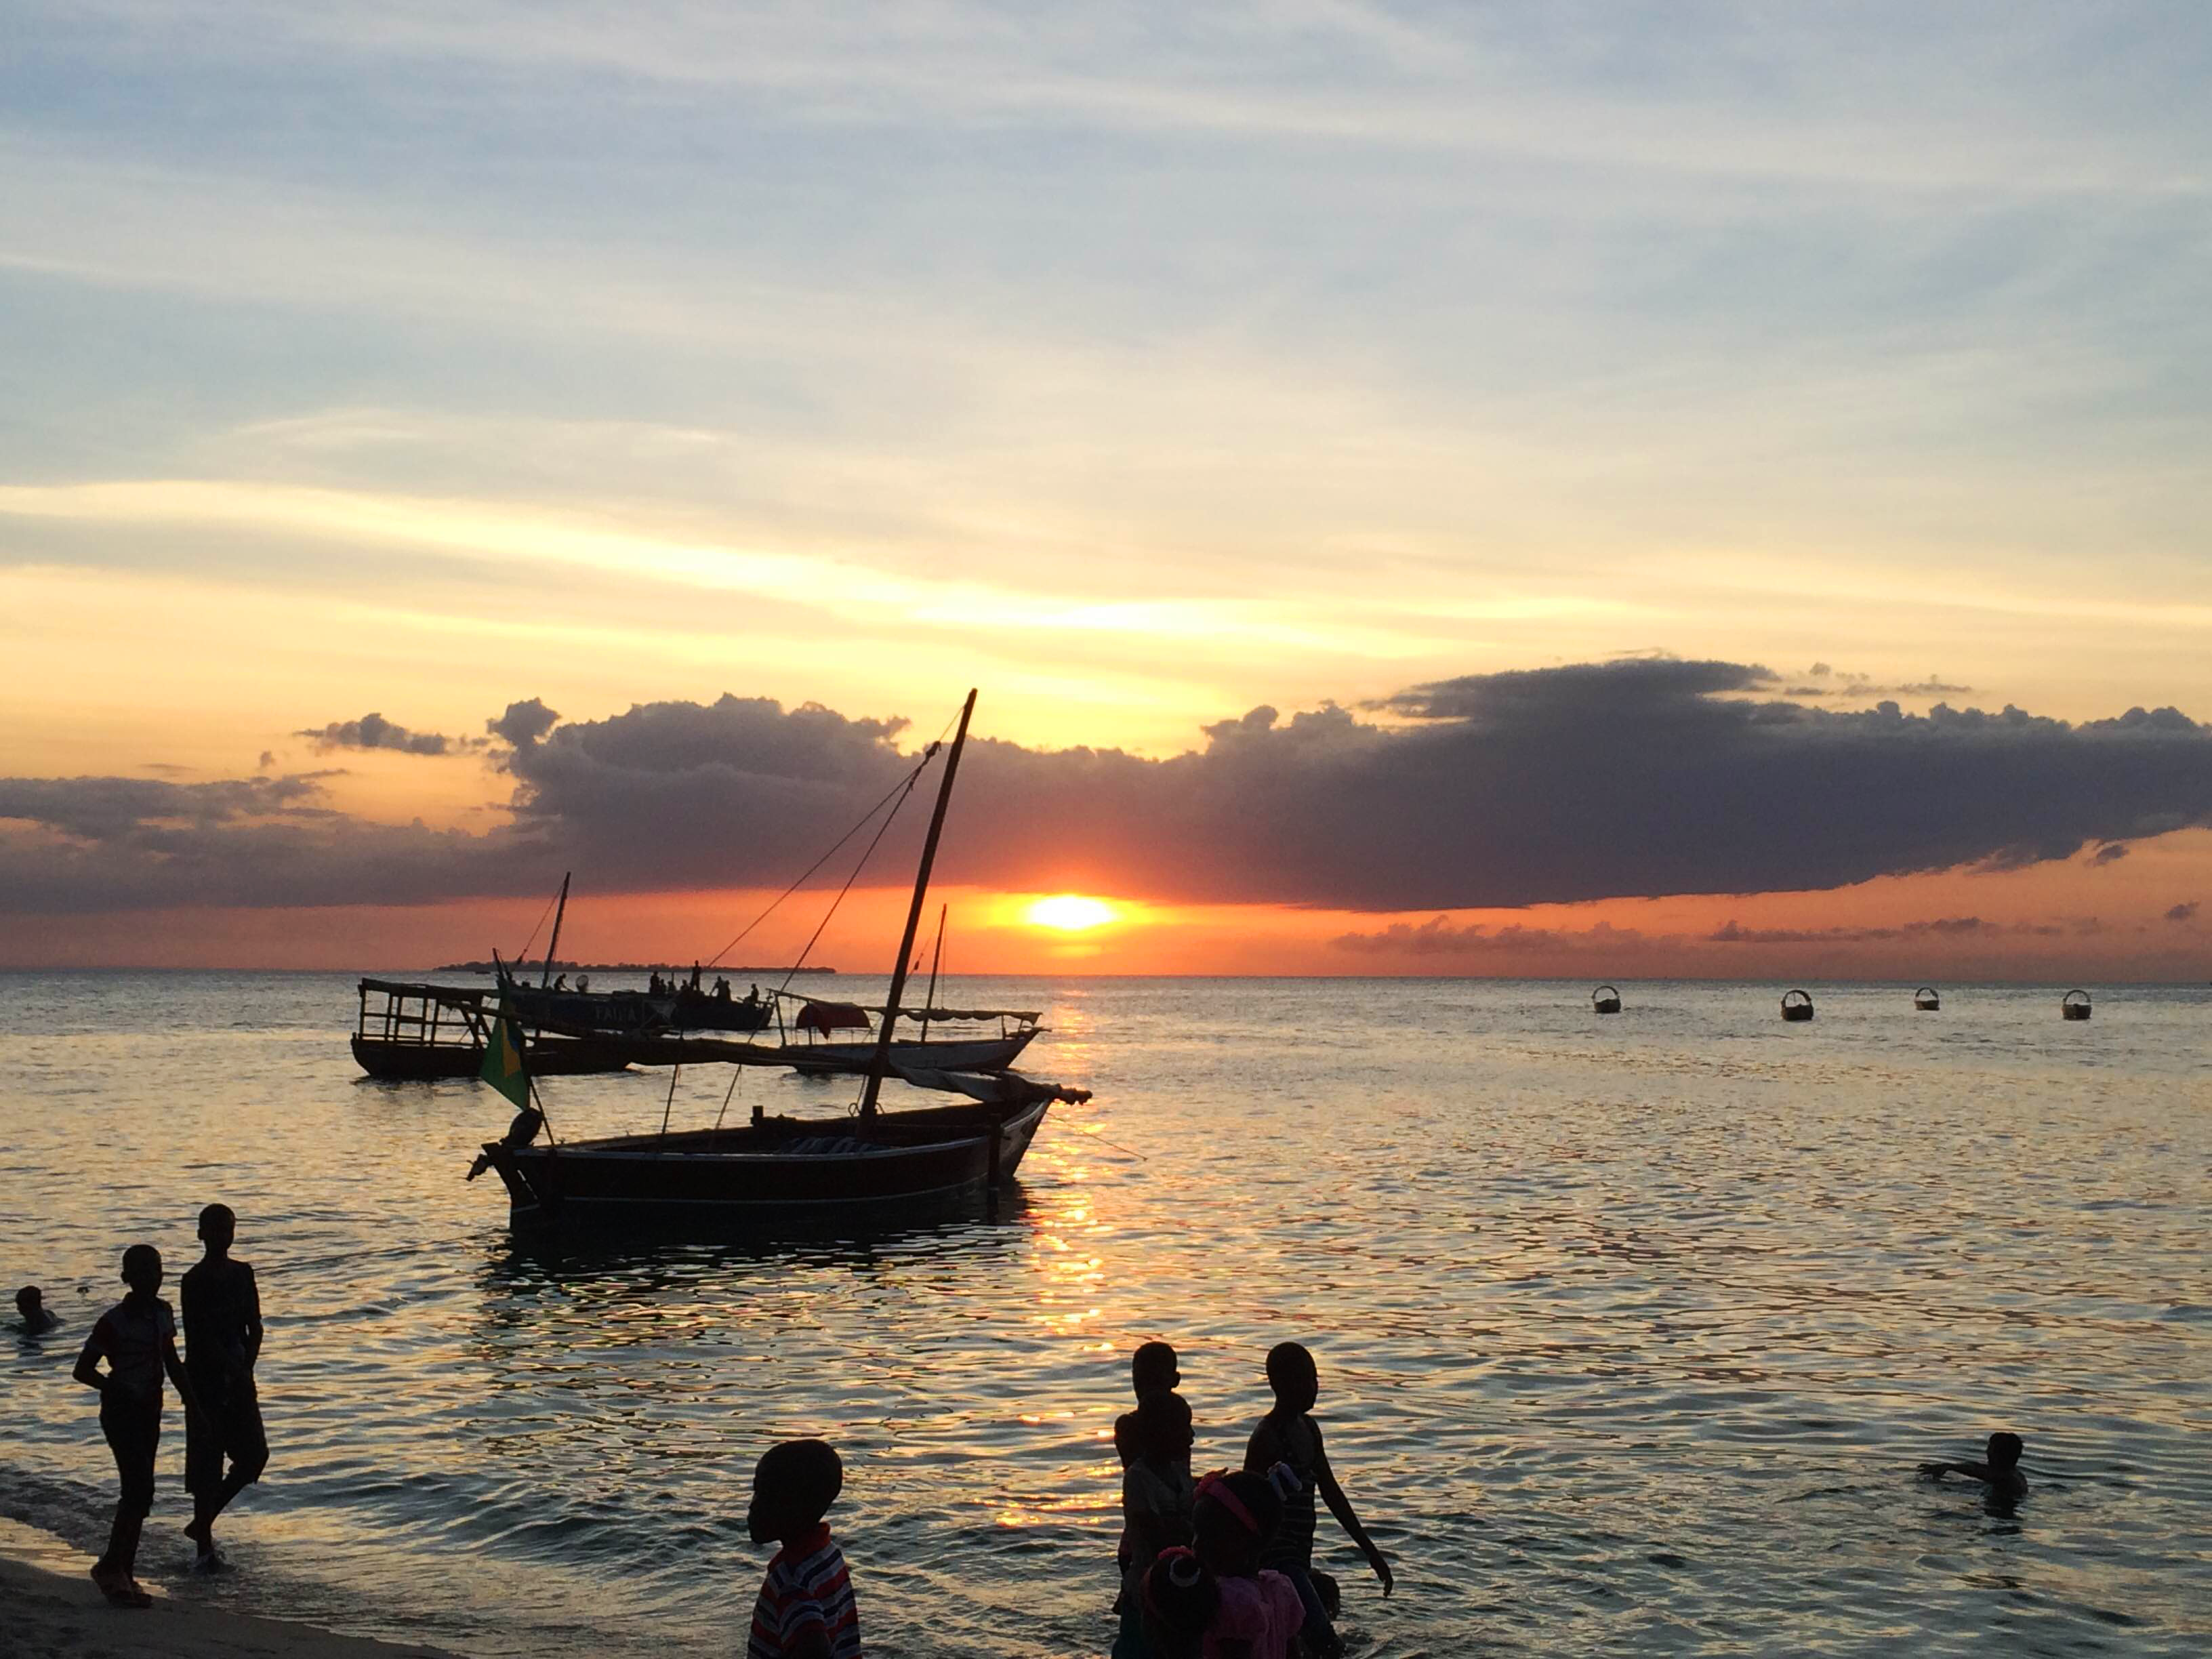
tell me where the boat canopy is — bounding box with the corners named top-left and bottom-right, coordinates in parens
top-left (777, 989), bottom-right (1040, 1024)
top-left (795, 1000), bottom-right (874, 1035)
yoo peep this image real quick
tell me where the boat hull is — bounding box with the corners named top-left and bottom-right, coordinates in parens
top-left (351, 1035), bottom-right (634, 1081)
top-left (478, 1098), bottom-right (1050, 1219)
top-left (781, 1029), bottom-right (1039, 1075)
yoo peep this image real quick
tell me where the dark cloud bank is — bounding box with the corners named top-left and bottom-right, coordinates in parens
top-left (6, 659), bottom-right (2212, 916)
top-left (296, 712), bottom-right (487, 756)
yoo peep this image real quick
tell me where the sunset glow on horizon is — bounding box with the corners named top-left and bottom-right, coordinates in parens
top-left (2, 7), bottom-right (2210, 976)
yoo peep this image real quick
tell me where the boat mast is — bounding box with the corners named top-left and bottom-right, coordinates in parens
top-left (541, 872), bottom-right (571, 989)
top-left (859, 691), bottom-right (976, 1117)
top-left (920, 903), bottom-right (947, 1048)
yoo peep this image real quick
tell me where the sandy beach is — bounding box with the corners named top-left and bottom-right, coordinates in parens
top-left (0, 1521), bottom-right (452, 1659)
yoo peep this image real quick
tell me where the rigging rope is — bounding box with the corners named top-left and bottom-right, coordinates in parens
top-left (772, 758), bottom-right (931, 1004)
top-left (508, 886), bottom-right (561, 974)
top-left (701, 743), bottom-right (943, 972)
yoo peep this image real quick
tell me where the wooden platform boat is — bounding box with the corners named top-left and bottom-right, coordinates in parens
top-left (354, 980), bottom-right (1038, 1080)
top-left (1914, 986), bottom-right (1941, 1012)
top-left (468, 688), bottom-right (1090, 1224)
top-left (352, 979), bottom-right (637, 1080)
top-left (1591, 984), bottom-right (1622, 1015)
top-left (2062, 988), bottom-right (2093, 1021)
top-left (1780, 988), bottom-right (1815, 1022)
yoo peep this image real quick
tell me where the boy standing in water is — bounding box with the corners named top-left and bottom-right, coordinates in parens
top-left (1243, 1341), bottom-right (1392, 1657)
top-left (182, 1203), bottom-right (268, 1568)
top-left (1115, 1389), bottom-right (1197, 1659)
top-left (746, 1439), bottom-right (860, 1659)
top-left (1115, 1341), bottom-right (1183, 1466)
top-left (1921, 1432), bottom-right (2028, 1503)
top-left (73, 1244), bottom-right (201, 1606)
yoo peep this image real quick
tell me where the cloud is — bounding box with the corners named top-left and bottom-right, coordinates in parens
top-left (5, 659), bottom-right (2212, 915)
top-left (2167, 901), bottom-right (2200, 923)
top-left (296, 712), bottom-right (486, 756)
top-left (2090, 842), bottom-right (2131, 865)
top-left (1330, 916), bottom-right (1654, 957)
top-left (488, 698), bottom-right (561, 747)
top-left (1706, 916), bottom-right (1990, 945)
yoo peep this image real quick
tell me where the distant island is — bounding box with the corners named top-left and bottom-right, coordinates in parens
top-left (435, 960), bottom-right (838, 975)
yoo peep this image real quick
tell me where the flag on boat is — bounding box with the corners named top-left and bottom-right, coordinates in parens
top-left (478, 1000), bottom-right (531, 1108)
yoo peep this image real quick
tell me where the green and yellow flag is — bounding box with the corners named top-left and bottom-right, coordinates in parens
top-left (478, 1002), bottom-right (531, 1109)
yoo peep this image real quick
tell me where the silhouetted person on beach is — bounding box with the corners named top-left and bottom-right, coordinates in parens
top-left (1115, 1390), bottom-right (1197, 1658)
top-left (182, 1204), bottom-right (268, 1568)
top-left (747, 1439), bottom-right (859, 1658)
top-left (1244, 1342), bottom-right (1391, 1655)
top-left (1921, 1431), bottom-right (2028, 1504)
top-left (74, 1244), bottom-right (201, 1607)
top-left (15, 1284), bottom-right (59, 1334)
top-left (1190, 1469), bottom-right (1304, 1658)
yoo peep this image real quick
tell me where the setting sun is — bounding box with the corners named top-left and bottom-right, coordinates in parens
top-left (1024, 894), bottom-right (1119, 932)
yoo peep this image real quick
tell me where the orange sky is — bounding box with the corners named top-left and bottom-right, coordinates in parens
top-left (12, 846), bottom-right (2203, 979)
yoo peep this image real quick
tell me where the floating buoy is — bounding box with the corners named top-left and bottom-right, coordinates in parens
top-left (1914, 986), bottom-right (1940, 1012)
top-left (2062, 988), bottom-right (2092, 1021)
top-left (1781, 988), bottom-right (1815, 1022)
top-left (1592, 984), bottom-right (1622, 1015)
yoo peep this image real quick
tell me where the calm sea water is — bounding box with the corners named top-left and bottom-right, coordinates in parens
top-left (2, 972), bottom-right (2208, 1657)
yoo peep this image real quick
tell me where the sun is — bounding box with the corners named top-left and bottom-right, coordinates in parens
top-left (1024, 894), bottom-right (1119, 932)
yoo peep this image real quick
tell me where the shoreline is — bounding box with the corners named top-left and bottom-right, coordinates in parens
top-left (0, 1521), bottom-right (457, 1659)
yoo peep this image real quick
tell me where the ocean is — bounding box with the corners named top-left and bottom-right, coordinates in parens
top-left (2, 971), bottom-right (2208, 1656)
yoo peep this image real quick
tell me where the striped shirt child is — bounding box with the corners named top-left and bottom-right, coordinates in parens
top-left (747, 1523), bottom-right (860, 1658)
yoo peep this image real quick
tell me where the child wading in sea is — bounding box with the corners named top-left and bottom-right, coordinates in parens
top-left (1140, 1547), bottom-right (1220, 1659)
top-left (1921, 1432), bottom-right (2028, 1503)
top-left (1188, 1468), bottom-right (1304, 1658)
top-left (182, 1202), bottom-right (268, 1569)
top-left (73, 1244), bottom-right (201, 1607)
top-left (1242, 1341), bottom-right (1392, 1656)
top-left (746, 1439), bottom-right (861, 1659)
top-left (1114, 1389), bottom-right (1197, 1658)
top-left (15, 1284), bottom-right (60, 1334)
top-left (1115, 1342), bottom-right (1185, 1608)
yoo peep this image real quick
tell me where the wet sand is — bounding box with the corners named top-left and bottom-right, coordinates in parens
top-left (0, 1522), bottom-right (453, 1659)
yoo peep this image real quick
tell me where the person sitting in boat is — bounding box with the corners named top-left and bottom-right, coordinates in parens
top-left (1920, 1431), bottom-right (2028, 1504)
top-left (14, 1284), bottom-right (60, 1335)
top-left (465, 1105), bottom-right (546, 1181)
top-left (552, 974), bottom-right (568, 991)
top-left (715, 977), bottom-right (733, 1000)
top-left (746, 1438), bottom-right (860, 1658)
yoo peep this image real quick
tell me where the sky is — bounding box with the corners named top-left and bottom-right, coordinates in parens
top-left (3, 3), bottom-right (2211, 975)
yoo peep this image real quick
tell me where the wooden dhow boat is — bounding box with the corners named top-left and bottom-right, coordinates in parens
top-left (467, 689), bottom-right (1090, 1221)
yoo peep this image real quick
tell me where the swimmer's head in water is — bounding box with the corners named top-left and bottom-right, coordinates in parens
top-left (120, 1244), bottom-right (163, 1295)
top-left (15, 1285), bottom-right (42, 1316)
top-left (1986, 1432), bottom-right (2024, 1469)
top-left (1132, 1340), bottom-right (1180, 1395)
top-left (1265, 1340), bottom-right (1319, 1414)
top-left (747, 1438), bottom-right (843, 1544)
top-left (198, 1203), bottom-right (236, 1250)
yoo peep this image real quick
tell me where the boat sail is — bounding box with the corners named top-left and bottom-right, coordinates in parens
top-left (468, 689), bottom-right (1089, 1220)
